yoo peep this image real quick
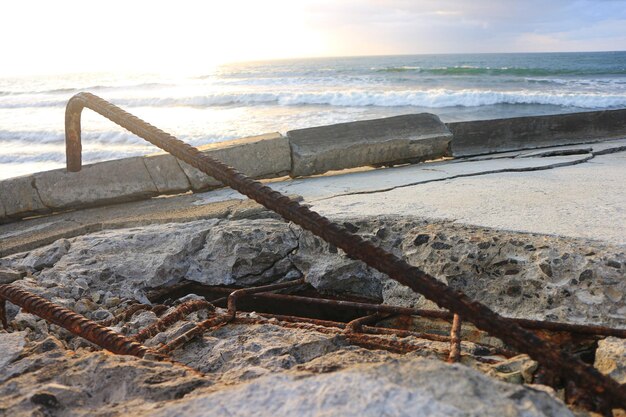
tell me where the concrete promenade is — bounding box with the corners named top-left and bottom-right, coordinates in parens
top-left (2, 136), bottom-right (624, 257)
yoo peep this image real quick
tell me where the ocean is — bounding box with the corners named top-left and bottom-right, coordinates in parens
top-left (1, 51), bottom-right (625, 180)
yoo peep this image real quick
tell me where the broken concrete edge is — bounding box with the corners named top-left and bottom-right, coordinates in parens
top-left (448, 108), bottom-right (626, 157)
top-left (2, 109), bottom-right (626, 224)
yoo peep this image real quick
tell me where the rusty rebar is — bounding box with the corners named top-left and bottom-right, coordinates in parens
top-left (345, 313), bottom-right (385, 333)
top-left (448, 314), bottom-right (462, 363)
top-left (158, 314), bottom-right (230, 354)
top-left (98, 303), bottom-right (154, 327)
top-left (65, 92), bottom-right (626, 409)
top-left (133, 300), bottom-right (215, 343)
top-left (259, 312), bottom-right (516, 357)
top-left (159, 279), bottom-right (305, 352)
top-left (174, 284), bottom-right (626, 339)
top-left (0, 284), bottom-right (163, 359)
top-left (226, 278), bottom-right (305, 320)
top-left (215, 289), bottom-right (453, 319)
top-left (234, 314), bottom-right (441, 356)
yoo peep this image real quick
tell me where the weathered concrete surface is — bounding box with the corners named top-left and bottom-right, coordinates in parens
top-left (0, 328), bottom-right (573, 417)
top-left (293, 230), bottom-right (385, 299)
top-left (178, 132), bottom-right (290, 191)
top-left (34, 157), bottom-right (158, 210)
top-left (0, 338), bottom-right (208, 417)
top-left (0, 268), bottom-right (25, 284)
top-left (0, 174), bottom-right (49, 218)
top-left (188, 138), bottom-right (626, 245)
top-left (0, 195), bottom-right (5, 218)
top-left (153, 358), bottom-right (572, 417)
top-left (308, 147), bottom-right (626, 246)
top-left (288, 114), bottom-right (452, 177)
top-left (448, 108), bottom-right (626, 157)
top-left (0, 331), bottom-right (27, 370)
top-left (2, 219), bottom-right (302, 303)
top-left (143, 153), bottom-right (191, 194)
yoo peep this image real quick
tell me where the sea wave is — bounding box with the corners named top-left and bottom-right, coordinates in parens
top-left (0, 82), bottom-right (174, 98)
top-left (0, 149), bottom-right (150, 164)
top-left (0, 129), bottom-right (238, 157)
top-left (2, 89), bottom-right (625, 110)
top-left (376, 65), bottom-right (626, 77)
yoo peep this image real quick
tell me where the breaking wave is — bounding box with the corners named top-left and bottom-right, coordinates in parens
top-left (2, 89), bottom-right (625, 109)
top-left (376, 66), bottom-right (626, 77)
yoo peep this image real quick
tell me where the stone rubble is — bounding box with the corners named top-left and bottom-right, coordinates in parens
top-left (0, 214), bottom-right (624, 416)
top-left (5, 215), bottom-right (623, 326)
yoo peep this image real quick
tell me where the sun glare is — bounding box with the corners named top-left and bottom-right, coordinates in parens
top-left (1, 1), bottom-right (328, 76)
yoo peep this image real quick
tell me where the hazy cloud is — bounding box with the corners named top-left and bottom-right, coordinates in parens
top-left (302, 0), bottom-right (626, 54)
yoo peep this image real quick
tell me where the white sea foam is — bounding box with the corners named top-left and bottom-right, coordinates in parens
top-left (2, 89), bottom-right (626, 109)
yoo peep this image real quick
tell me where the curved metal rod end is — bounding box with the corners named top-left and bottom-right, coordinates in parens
top-left (65, 93), bottom-right (86, 172)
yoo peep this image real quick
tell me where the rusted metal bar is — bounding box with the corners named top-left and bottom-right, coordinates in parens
top-left (0, 284), bottom-right (163, 359)
top-left (160, 279), bottom-right (305, 352)
top-left (226, 278), bottom-right (305, 320)
top-left (163, 283), bottom-right (626, 339)
top-left (158, 315), bottom-right (230, 354)
top-left (235, 314), bottom-right (441, 356)
top-left (231, 291), bottom-right (453, 319)
top-left (65, 93), bottom-right (626, 409)
top-left (448, 314), bottom-right (462, 363)
top-left (260, 312), bottom-right (515, 357)
top-left (98, 303), bottom-right (153, 326)
top-left (505, 317), bottom-right (626, 339)
top-left (133, 300), bottom-right (215, 343)
top-left (152, 305), bottom-right (170, 316)
top-left (345, 313), bottom-right (385, 333)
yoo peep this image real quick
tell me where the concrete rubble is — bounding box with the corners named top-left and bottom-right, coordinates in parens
top-left (2, 216), bottom-right (623, 326)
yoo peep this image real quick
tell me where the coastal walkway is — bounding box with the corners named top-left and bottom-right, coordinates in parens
top-left (2, 136), bottom-right (624, 257)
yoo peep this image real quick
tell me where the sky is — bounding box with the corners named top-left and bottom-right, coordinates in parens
top-left (1, 0), bottom-right (625, 75)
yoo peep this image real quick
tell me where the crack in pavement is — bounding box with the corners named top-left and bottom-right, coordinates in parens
top-left (311, 153), bottom-right (597, 203)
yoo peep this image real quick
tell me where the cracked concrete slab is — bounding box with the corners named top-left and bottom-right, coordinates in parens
top-left (310, 151), bottom-right (626, 245)
top-left (193, 150), bottom-right (596, 201)
top-left (192, 139), bottom-right (626, 245)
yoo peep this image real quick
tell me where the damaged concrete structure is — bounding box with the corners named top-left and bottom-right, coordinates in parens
top-left (1, 93), bottom-right (625, 416)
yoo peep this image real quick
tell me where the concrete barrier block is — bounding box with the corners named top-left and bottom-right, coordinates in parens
top-left (287, 114), bottom-right (452, 177)
top-left (34, 157), bottom-right (159, 210)
top-left (0, 175), bottom-right (49, 218)
top-left (143, 153), bottom-right (191, 194)
top-left (178, 132), bottom-right (290, 191)
top-left (449, 109), bottom-right (626, 157)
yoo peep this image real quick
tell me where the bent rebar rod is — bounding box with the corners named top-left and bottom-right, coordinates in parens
top-left (65, 92), bottom-right (625, 409)
top-left (0, 284), bottom-right (162, 359)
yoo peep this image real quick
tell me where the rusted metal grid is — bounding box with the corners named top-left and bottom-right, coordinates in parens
top-left (1, 277), bottom-right (624, 411)
top-left (5, 92), bottom-right (621, 409)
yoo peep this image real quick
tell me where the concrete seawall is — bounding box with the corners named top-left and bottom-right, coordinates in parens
top-left (448, 108), bottom-right (626, 157)
top-left (1, 108), bottom-right (625, 223)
